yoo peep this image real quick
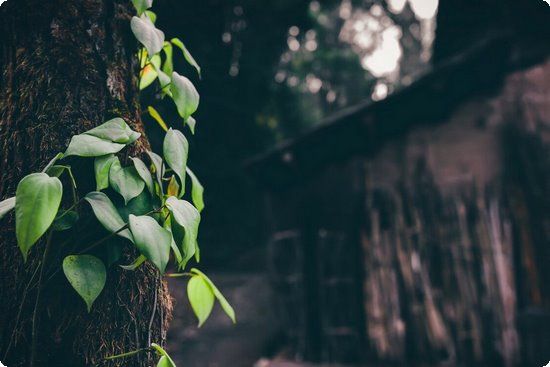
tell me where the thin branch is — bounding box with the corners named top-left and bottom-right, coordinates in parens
top-left (30, 231), bottom-right (53, 367)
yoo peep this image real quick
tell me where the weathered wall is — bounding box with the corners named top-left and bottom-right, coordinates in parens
top-left (361, 59), bottom-right (550, 366)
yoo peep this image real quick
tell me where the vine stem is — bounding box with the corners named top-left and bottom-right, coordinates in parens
top-left (30, 231), bottom-right (53, 367)
top-left (103, 347), bottom-right (151, 361)
top-left (3, 264), bottom-right (41, 361)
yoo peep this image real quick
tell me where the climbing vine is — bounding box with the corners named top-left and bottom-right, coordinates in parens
top-left (0, 0), bottom-right (234, 365)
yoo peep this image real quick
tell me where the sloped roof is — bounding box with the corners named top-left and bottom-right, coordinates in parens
top-left (245, 34), bottom-right (525, 190)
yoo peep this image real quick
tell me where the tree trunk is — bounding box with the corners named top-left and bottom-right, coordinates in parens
top-left (0, 1), bottom-right (172, 366)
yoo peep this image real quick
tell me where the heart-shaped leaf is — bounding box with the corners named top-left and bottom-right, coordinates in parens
top-left (171, 38), bottom-right (201, 77)
top-left (84, 118), bottom-right (141, 144)
top-left (84, 192), bottom-right (134, 242)
top-left (63, 255), bottom-right (106, 312)
top-left (128, 215), bottom-right (172, 273)
top-left (191, 268), bottom-right (236, 323)
top-left (109, 160), bottom-right (145, 204)
top-left (94, 154), bottom-right (118, 191)
top-left (0, 196), bottom-right (15, 220)
top-left (64, 134), bottom-right (125, 157)
top-left (16, 173), bottom-right (63, 260)
top-left (170, 72), bottom-right (199, 119)
top-left (130, 157), bottom-right (154, 195)
top-left (187, 274), bottom-right (214, 327)
top-left (166, 197), bottom-right (200, 268)
top-left (131, 14), bottom-right (165, 56)
top-left (131, 0), bottom-right (152, 15)
top-left (163, 128), bottom-right (188, 195)
top-left (186, 167), bottom-right (204, 212)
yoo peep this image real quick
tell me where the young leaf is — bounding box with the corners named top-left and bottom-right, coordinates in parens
top-left (51, 210), bottom-right (79, 231)
top-left (162, 41), bottom-right (174, 76)
top-left (109, 160), bottom-right (145, 204)
top-left (84, 192), bottom-right (134, 243)
top-left (140, 54), bottom-right (161, 90)
top-left (94, 154), bottom-right (118, 191)
top-left (120, 254), bottom-right (147, 271)
top-left (191, 268), bottom-right (236, 323)
top-left (131, 14), bottom-right (165, 57)
top-left (15, 173), bottom-right (63, 260)
top-left (130, 157), bottom-right (155, 195)
top-left (171, 38), bottom-right (201, 77)
top-left (64, 134), bottom-right (125, 157)
top-left (187, 274), bottom-right (215, 327)
top-left (157, 356), bottom-right (172, 367)
top-left (128, 214), bottom-right (172, 273)
top-left (0, 197), bottom-right (15, 220)
top-left (150, 344), bottom-right (176, 367)
top-left (63, 255), bottom-right (106, 312)
top-left (167, 175), bottom-right (180, 197)
top-left (186, 116), bottom-right (197, 135)
top-left (84, 118), bottom-right (141, 144)
top-left (163, 128), bottom-right (189, 195)
top-left (186, 167), bottom-right (204, 212)
top-left (148, 106), bottom-right (169, 132)
top-left (146, 150), bottom-right (164, 194)
top-left (165, 197), bottom-right (200, 268)
top-left (170, 72), bottom-right (199, 119)
top-left (131, 0), bottom-right (152, 16)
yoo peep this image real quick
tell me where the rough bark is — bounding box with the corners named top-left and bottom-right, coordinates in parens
top-left (0, 0), bottom-right (172, 366)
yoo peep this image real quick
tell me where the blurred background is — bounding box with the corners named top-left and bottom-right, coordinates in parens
top-left (145, 0), bottom-right (549, 366)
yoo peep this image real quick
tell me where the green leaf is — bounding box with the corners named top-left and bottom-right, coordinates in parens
top-left (148, 106), bottom-right (169, 132)
top-left (170, 72), bottom-right (200, 119)
top-left (163, 128), bottom-right (189, 195)
top-left (187, 274), bottom-right (215, 327)
top-left (15, 173), bottom-right (63, 260)
top-left (162, 41), bottom-right (174, 76)
top-left (128, 214), bottom-right (172, 273)
top-left (63, 255), bottom-right (106, 312)
top-left (166, 197), bottom-right (200, 268)
top-left (131, 14), bottom-right (165, 57)
top-left (109, 160), bottom-right (145, 204)
top-left (120, 254), bottom-right (147, 271)
top-left (117, 190), bottom-right (154, 222)
top-left (0, 197), bottom-right (15, 220)
top-left (94, 154), bottom-right (118, 191)
top-left (157, 356), bottom-right (171, 367)
top-left (130, 157), bottom-right (154, 195)
top-left (140, 54), bottom-right (161, 90)
top-left (131, 0), bottom-right (152, 15)
top-left (186, 167), bottom-right (204, 212)
top-left (171, 38), bottom-right (201, 77)
top-left (64, 134), bottom-right (125, 157)
top-left (84, 192), bottom-right (134, 243)
top-left (151, 344), bottom-right (176, 367)
top-left (84, 118), bottom-right (141, 144)
top-left (146, 150), bottom-right (164, 195)
top-left (41, 153), bottom-right (64, 173)
top-left (186, 116), bottom-right (197, 135)
top-left (191, 268), bottom-right (236, 323)
top-left (51, 210), bottom-right (79, 231)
